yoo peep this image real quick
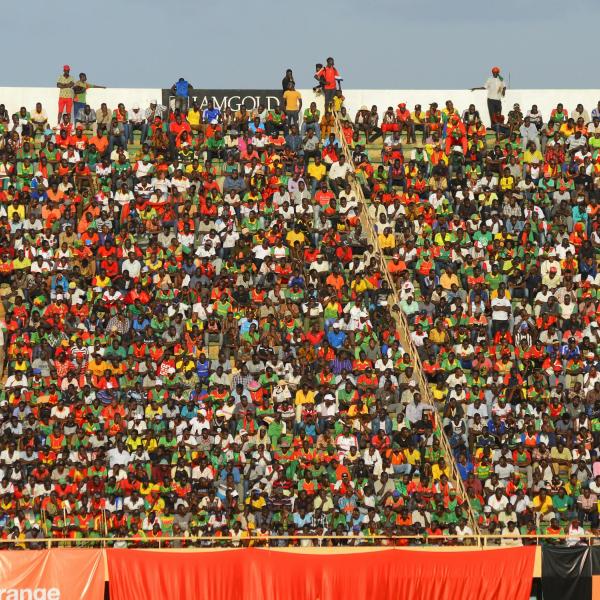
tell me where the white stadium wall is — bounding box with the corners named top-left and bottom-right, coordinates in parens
top-left (1, 87), bottom-right (600, 127)
top-left (337, 89), bottom-right (600, 127)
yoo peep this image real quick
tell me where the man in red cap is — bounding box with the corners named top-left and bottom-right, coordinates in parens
top-left (56, 64), bottom-right (75, 124)
top-left (471, 66), bottom-right (506, 130)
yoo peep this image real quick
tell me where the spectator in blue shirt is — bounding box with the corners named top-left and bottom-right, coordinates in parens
top-left (327, 323), bottom-right (346, 349)
top-left (196, 353), bottom-right (210, 381)
top-left (171, 78), bottom-right (193, 111)
top-left (561, 338), bottom-right (581, 359)
top-left (338, 490), bottom-right (358, 513)
top-left (292, 508), bottom-right (313, 528)
top-left (248, 117), bottom-right (264, 135)
top-left (202, 100), bottom-right (220, 125)
top-left (51, 273), bottom-right (69, 298)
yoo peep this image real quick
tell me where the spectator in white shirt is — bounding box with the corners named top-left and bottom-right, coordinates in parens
top-left (106, 442), bottom-right (132, 468)
top-left (328, 155), bottom-right (352, 196)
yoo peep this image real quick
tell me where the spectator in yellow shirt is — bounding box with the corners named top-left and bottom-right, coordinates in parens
top-left (439, 268), bottom-right (460, 290)
top-left (187, 102), bottom-right (202, 132)
top-left (378, 227), bottom-right (396, 254)
top-left (499, 167), bottom-right (515, 192)
top-left (295, 384), bottom-right (316, 422)
top-left (432, 458), bottom-right (451, 481)
top-left (286, 226), bottom-right (306, 247)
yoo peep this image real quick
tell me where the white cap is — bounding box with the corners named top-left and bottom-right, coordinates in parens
top-left (132, 104), bottom-right (140, 110)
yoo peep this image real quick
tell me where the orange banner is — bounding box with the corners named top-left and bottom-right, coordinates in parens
top-left (0, 549), bottom-right (104, 600)
top-left (108, 547), bottom-right (536, 600)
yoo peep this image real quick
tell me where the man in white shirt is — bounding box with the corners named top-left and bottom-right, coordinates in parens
top-left (31, 102), bottom-right (48, 135)
top-left (335, 426), bottom-right (358, 458)
top-left (121, 252), bottom-right (142, 279)
top-left (565, 519), bottom-right (586, 547)
top-left (500, 522), bottom-right (522, 546)
top-left (374, 352), bottom-right (395, 371)
top-left (491, 287), bottom-right (511, 337)
top-left (328, 155), bottom-right (352, 196)
top-left (5, 372), bottom-right (27, 389)
top-left (123, 491), bottom-right (145, 512)
top-left (405, 393), bottom-right (429, 426)
top-left (472, 66), bottom-right (506, 126)
top-left (456, 518), bottom-right (474, 543)
top-left (252, 240), bottom-right (272, 264)
top-left (467, 399), bottom-right (488, 421)
top-left (488, 489), bottom-right (510, 514)
top-left (519, 117), bottom-right (540, 151)
top-left (129, 104), bottom-right (147, 143)
top-left (106, 442), bottom-right (132, 468)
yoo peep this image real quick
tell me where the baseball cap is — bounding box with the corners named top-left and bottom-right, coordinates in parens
top-left (63, 64), bottom-right (71, 71)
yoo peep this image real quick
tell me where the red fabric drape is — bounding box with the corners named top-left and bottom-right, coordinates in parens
top-left (107, 547), bottom-right (535, 600)
top-left (108, 549), bottom-right (245, 600)
top-left (0, 549), bottom-right (105, 600)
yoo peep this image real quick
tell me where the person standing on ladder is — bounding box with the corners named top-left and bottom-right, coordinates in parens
top-left (471, 66), bottom-right (506, 129)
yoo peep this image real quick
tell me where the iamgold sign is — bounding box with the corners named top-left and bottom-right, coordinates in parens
top-left (161, 89), bottom-right (282, 111)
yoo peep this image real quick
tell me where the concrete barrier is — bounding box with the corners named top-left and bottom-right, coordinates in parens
top-left (1, 87), bottom-right (599, 127)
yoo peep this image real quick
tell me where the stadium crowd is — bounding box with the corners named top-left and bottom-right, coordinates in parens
top-left (0, 63), bottom-right (596, 548)
top-left (343, 68), bottom-right (600, 545)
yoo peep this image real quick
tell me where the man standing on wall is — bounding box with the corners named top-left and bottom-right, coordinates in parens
top-left (171, 77), bottom-right (193, 111)
top-left (316, 57), bottom-right (341, 112)
top-left (282, 68), bottom-right (295, 92)
top-left (56, 65), bottom-right (75, 123)
top-left (471, 66), bottom-right (506, 127)
top-left (73, 73), bottom-right (105, 120)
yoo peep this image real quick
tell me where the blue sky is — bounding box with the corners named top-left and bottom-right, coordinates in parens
top-left (4, 0), bottom-right (599, 90)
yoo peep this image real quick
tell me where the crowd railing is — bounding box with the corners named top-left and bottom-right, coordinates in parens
top-left (0, 532), bottom-right (595, 549)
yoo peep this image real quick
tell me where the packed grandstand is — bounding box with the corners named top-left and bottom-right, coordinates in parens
top-left (0, 62), bottom-right (597, 549)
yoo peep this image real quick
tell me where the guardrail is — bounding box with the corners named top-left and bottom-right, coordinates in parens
top-left (331, 113), bottom-right (479, 533)
top-left (0, 533), bottom-right (595, 549)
